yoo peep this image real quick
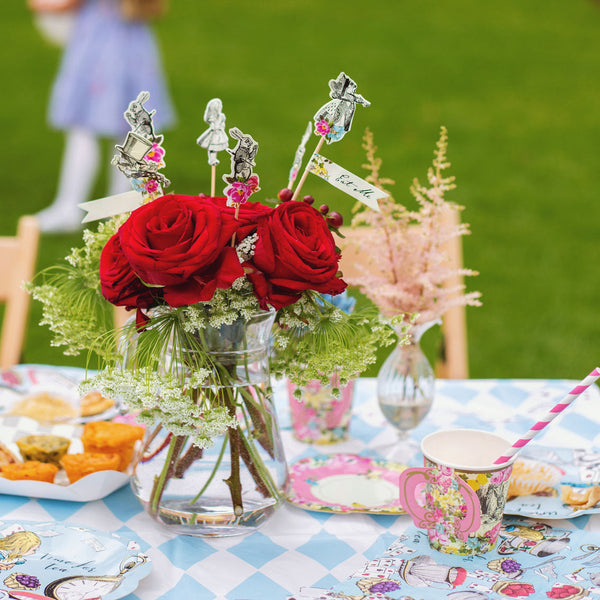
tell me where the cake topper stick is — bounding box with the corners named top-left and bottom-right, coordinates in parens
top-left (196, 98), bottom-right (229, 196)
top-left (288, 121), bottom-right (312, 190)
top-left (80, 91), bottom-right (169, 222)
top-left (291, 136), bottom-right (324, 202)
top-left (313, 71), bottom-right (370, 144)
top-left (291, 72), bottom-right (369, 201)
top-left (222, 127), bottom-right (260, 244)
top-left (112, 90), bottom-right (169, 199)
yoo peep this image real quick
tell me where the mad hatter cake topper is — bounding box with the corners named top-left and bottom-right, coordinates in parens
top-left (291, 72), bottom-right (386, 210)
top-left (196, 97), bottom-right (229, 195)
top-left (79, 91), bottom-right (170, 223)
top-left (113, 91), bottom-right (170, 196)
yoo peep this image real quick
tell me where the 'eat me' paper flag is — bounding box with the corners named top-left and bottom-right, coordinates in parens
top-left (306, 153), bottom-right (386, 211)
top-left (79, 190), bottom-right (144, 223)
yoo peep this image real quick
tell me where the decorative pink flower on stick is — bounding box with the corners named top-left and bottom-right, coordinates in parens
top-left (315, 120), bottom-right (331, 136)
top-left (145, 142), bottom-right (165, 164)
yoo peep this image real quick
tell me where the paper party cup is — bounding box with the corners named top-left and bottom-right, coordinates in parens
top-left (398, 428), bottom-right (516, 555)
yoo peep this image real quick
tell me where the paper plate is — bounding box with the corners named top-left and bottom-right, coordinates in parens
top-left (0, 520), bottom-right (150, 600)
top-left (286, 453), bottom-right (407, 514)
top-left (504, 446), bottom-right (600, 519)
top-left (0, 366), bottom-right (119, 424)
top-left (0, 416), bottom-right (131, 502)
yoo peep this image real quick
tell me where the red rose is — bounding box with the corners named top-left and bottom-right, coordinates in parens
top-left (115, 194), bottom-right (244, 307)
top-left (100, 234), bottom-right (161, 310)
top-left (249, 201), bottom-right (346, 309)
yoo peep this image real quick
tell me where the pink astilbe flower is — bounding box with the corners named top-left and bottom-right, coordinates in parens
top-left (347, 127), bottom-right (481, 325)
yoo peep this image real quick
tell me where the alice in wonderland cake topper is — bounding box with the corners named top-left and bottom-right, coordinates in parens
top-left (222, 127), bottom-right (260, 209)
top-left (196, 98), bottom-right (229, 167)
top-left (196, 98), bottom-right (229, 195)
top-left (288, 121), bottom-right (312, 189)
top-left (123, 90), bottom-right (163, 143)
top-left (80, 91), bottom-right (169, 223)
top-left (291, 72), bottom-right (383, 210)
top-left (313, 71), bottom-right (370, 144)
top-left (113, 91), bottom-right (170, 196)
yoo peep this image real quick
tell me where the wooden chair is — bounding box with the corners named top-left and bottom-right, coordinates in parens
top-left (338, 207), bottom-right (469, 379)
top-left (0, 216), bottom-right (40, 368)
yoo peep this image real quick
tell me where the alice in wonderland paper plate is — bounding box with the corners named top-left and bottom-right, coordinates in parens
top-left (0, 520), bottom-right (151, 600)
top-left (0, 366), bottom-right (118, 424)
top-left (505, 446), bottom-right (600, 519)
top-left (286, 453), bottom-right (407, 514)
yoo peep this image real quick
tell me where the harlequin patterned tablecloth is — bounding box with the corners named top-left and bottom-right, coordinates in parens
top-left (1, 366), bottom-right (600, 600)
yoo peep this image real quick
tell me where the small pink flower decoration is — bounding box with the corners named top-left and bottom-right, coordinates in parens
top-left (145, 142), bottom-right (165, 164)
top-left (144, 179), bottom-right (160, 194)
top-left (225, 174), bottom-right (261, 206)
top-left (315, 120), bottom-right (331, 136)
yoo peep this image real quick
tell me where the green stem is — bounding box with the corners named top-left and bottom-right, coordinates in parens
top-left (239, 426), bottom-right (280, 499)
top-left (189, 432), bottom-right (229, 504)
top-left (149, 434), bottom-right (186, 515)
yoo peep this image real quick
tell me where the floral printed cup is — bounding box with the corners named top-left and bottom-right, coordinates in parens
top-left (288, 376), bottom-right (355, 444)
top-left (398, 428), bottom-right (516, 555)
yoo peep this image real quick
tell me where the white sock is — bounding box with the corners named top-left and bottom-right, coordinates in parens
top-left (52, 127), bottom-right (100, 213)
top-left (38, 128), bottom-right (100, 231)
top-left (107, 144), bottom-right (133, 197)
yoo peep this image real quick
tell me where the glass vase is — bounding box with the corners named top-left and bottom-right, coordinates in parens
top-left (377, 321), bottom-right (435, 442)
top-left (130, 309), bottom-right (288, 537)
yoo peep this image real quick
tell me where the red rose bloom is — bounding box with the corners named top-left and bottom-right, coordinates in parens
top-left (249, 201), bottom-right (347, 309)
top-left (100, 234), bottom-right (161, 310)
top-left (110, 194), bottom-right (244, 307)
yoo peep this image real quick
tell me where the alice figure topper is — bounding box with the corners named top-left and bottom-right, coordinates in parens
top-left (313, 72), bottom-right (370, 143)
top-left (196, 98), bottom-right (228, 167)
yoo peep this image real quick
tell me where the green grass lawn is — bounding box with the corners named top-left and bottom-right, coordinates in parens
top-left (2, 0), bottom-right (599, 378)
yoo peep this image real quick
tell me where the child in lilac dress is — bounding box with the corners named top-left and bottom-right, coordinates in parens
top-left (38, 0), bottom-right (175, 232)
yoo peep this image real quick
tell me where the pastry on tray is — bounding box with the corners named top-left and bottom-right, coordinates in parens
top-left (508, 457), bottom-right (563, 498)
top-left (1, 460), bottom-right (59, 483)
top-left (16, 434), bottom-right (71, 467)
top-left (61, 452), bottom-right (121, 483)
top-left (561, 484), bottom-right (600, 510)
top-left (8, 391), bottom-right (78, 423)
top-left (81, 421), bottom-right (145, 471)
top-left (0, 441), bottom-right (19, 466)
top-left (79, 390), bottom-right (115, 417)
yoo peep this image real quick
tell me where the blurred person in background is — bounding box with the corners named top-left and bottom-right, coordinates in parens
top-left (30, 0), bottom-right (175, 233)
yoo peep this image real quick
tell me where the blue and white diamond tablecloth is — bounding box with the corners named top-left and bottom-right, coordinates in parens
top-left (1, 369), bottom-right (600, 600)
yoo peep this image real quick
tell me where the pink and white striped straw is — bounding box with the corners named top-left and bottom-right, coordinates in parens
top-left (494, 367), bottom-right (600, 464)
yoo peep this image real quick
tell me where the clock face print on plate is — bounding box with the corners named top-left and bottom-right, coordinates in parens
top-left (0, 521), bottom-right (150, 600)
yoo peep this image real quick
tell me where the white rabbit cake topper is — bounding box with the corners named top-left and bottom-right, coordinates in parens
top-left (223, 127), bottom-right (259, 184)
